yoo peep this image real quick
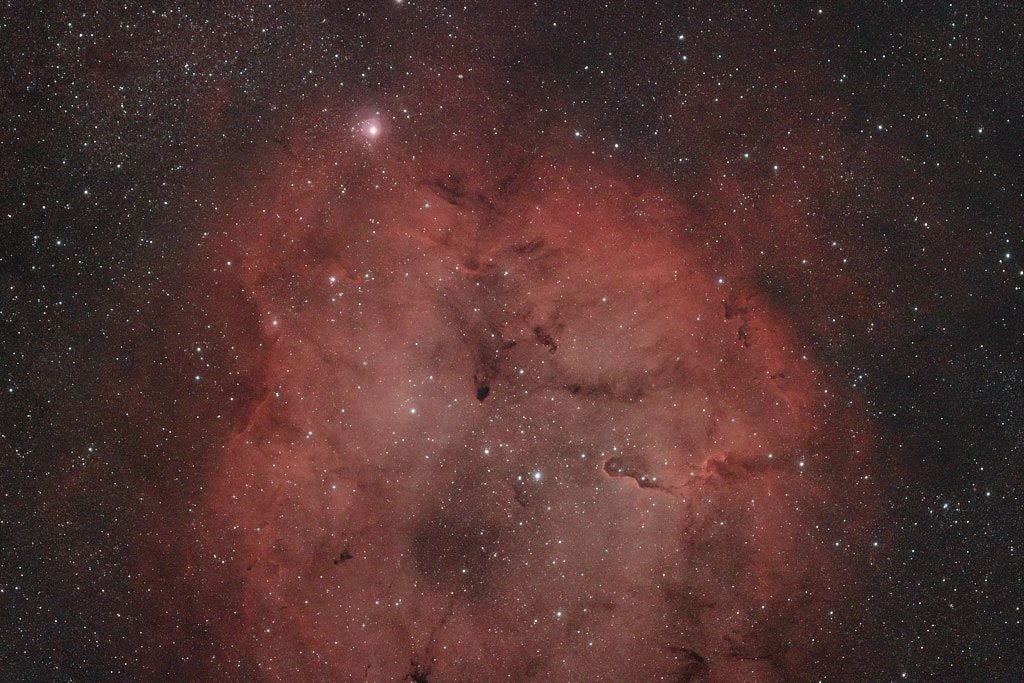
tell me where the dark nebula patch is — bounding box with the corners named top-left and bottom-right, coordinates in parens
top-left (411, 513), bottom-right (505, 598)
top-left (532, 325), bottom-right (558, 352)
top-left (669, 647), bottom-right (710, 683)
top-left (405, 661), bottom-right (432, 683)
top-left (603, 454), bottom-right (658, 489)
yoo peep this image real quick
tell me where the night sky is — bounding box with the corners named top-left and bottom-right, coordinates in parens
top-left (2, 2), bottom-right (1023, 681)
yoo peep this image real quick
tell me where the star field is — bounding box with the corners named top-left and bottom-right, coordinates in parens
top-left (2, 2), bottom-right (1023, 681)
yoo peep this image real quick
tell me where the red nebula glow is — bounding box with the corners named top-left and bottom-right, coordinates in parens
top-left (156, 107), bottom-right (876, 681)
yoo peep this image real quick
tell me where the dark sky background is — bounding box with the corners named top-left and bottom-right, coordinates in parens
top-left (2, 1), bottom-right (1023, 681)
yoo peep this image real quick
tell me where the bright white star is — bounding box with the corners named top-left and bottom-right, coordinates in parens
top-left (356, 116), bottom-right (384, 141)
